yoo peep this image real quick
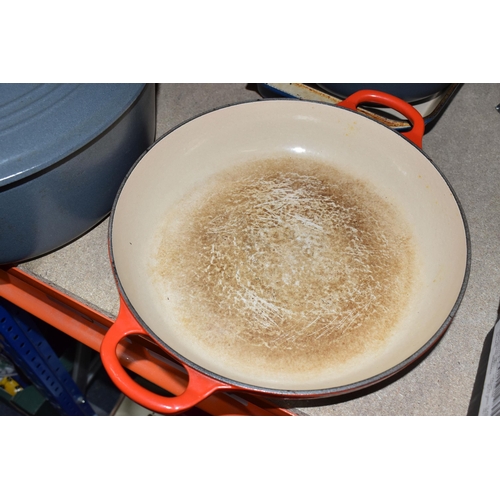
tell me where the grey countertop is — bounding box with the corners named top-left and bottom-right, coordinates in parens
top-left (19, 83), bottom-right (500, 415)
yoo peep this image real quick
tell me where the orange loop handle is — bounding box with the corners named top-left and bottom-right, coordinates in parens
top-left (336, 90), bottom-right (425, 148)
top-left (100, 296), bottom-right (232, 414)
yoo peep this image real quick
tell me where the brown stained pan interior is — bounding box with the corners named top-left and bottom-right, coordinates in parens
top-left (149, 156), bottom-right (418, 386)
top-left (111, 100), bottom-right (468, 392)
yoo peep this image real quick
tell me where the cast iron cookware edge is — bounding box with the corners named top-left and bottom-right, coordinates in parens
top-left (102, 90), bottom-right (470, 414)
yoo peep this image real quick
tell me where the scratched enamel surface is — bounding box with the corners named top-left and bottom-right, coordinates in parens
top-left (149, 156), bottom-right (418, 388)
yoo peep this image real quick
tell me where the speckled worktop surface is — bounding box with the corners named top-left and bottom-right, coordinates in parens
top-left (19, 83), bottom-right (500, 415)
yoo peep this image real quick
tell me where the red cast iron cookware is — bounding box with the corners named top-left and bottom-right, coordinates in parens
top-left (101, 90), bottom-right (469, 414)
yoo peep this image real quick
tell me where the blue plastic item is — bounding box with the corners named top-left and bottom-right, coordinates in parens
top-left (0, 297), bottom-right (96, 416)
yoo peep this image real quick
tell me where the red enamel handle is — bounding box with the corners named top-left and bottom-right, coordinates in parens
top-left (100, 296), bottom-right (232, 414)
top-left (336, 90), bottom-right (425, 148)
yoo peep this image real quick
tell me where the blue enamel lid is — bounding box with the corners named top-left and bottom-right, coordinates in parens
top-left (0, 83), bottom-right (146, 187)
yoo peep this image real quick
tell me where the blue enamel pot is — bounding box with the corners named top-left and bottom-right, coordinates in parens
top-left (0, 83), bottom-right (156, 265)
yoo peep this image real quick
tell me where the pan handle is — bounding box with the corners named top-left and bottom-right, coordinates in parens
top-left (336, 90), bottom-right (425, 148)
top-left (100, 297), bottom-right (233, 414)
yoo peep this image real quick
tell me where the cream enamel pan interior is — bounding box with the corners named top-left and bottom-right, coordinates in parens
top-left (109, 98), bottom-right (469, 397)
